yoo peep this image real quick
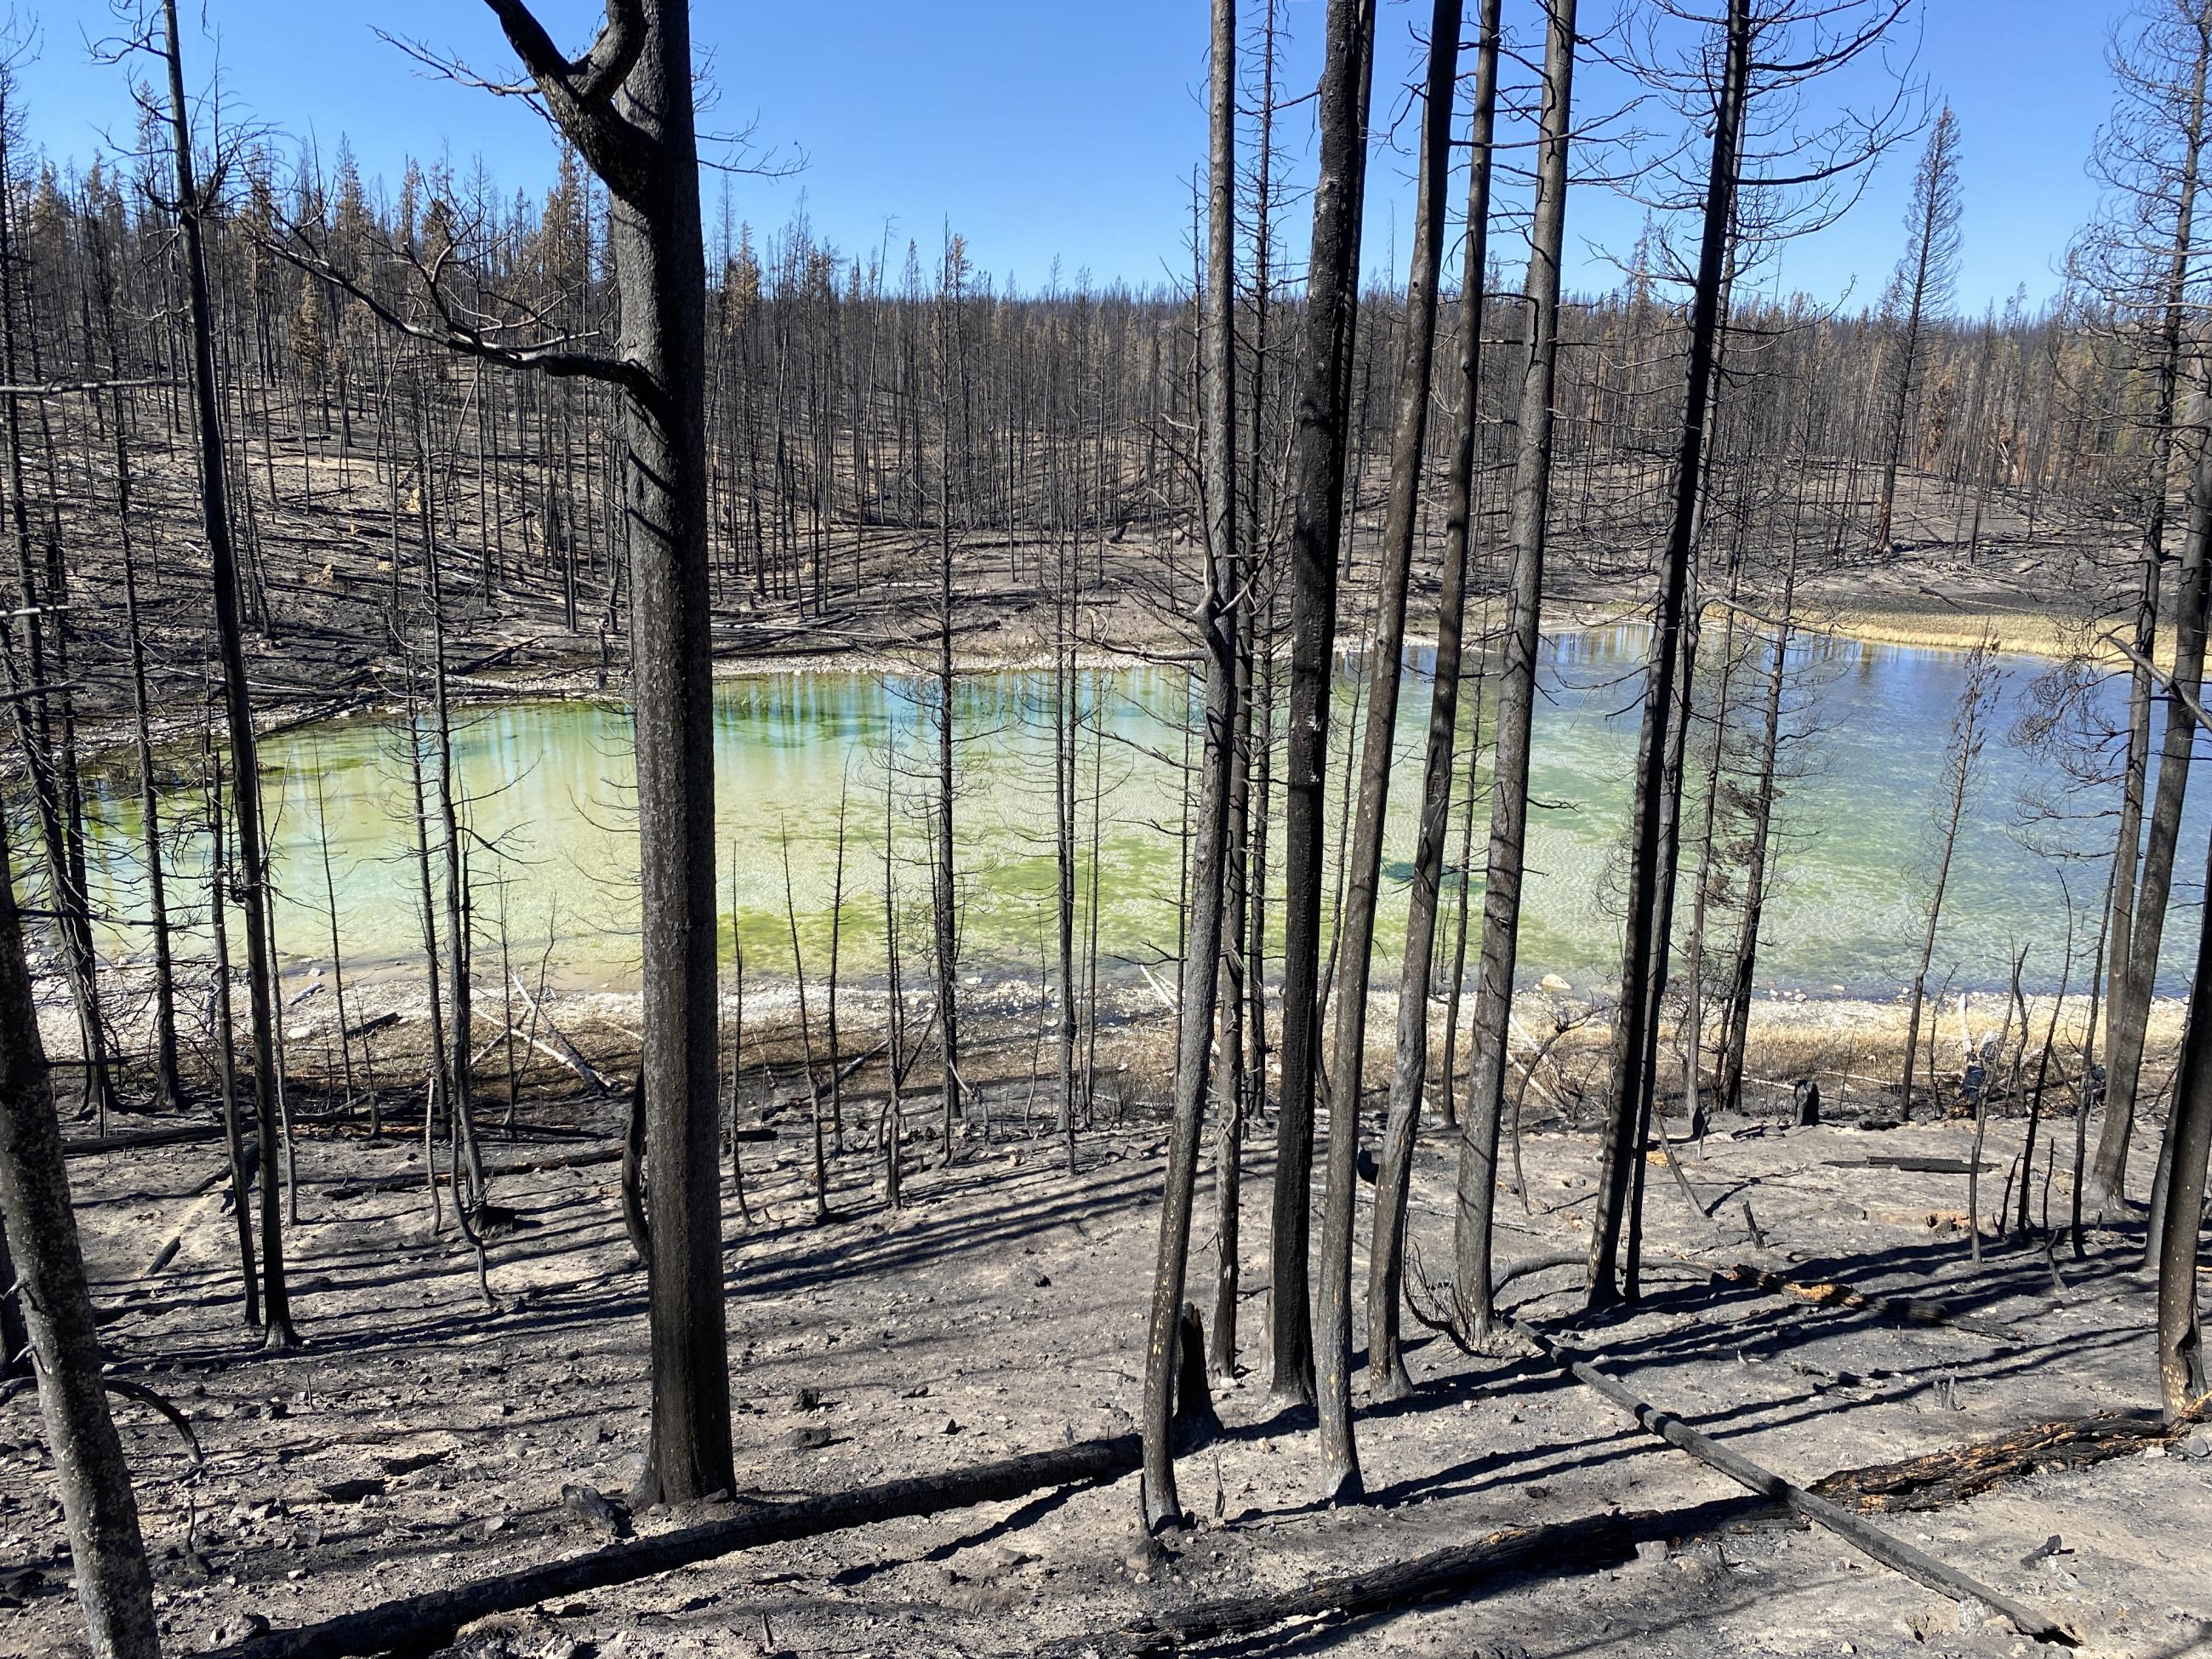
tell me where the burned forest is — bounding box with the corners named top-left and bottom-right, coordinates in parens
top-left (3, 0), bottom-right (2212, 1656)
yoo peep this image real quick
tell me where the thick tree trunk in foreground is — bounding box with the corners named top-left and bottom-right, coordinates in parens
top-left (1141, 0), bottom-right (1242, 1531)
top-left (481, 0), bottom-right (733, 1503)
top-left (1587, 0), bottom-right (1748, 1308)
top-left (2101, 387), bottom-right (2212, 1221)
top-left (1367, 0), bottom-right (1501, 1404)
top-left (1452, 0), bottom-right (1578, 1343)
top-left (1266, 0), bottom-right (1375, 1410)
top-left (0, 825), bottom-right (159, 1658)
top-left (1315, 0), bottom-right (1460, 1494)
top-left (2153, 829), bottom-right (2212, 1419)
top-left (2089, 27), bottom-right (2209, 1220)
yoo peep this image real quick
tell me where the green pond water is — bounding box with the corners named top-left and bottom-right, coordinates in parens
top-left (64, 627), bottom-right (2211, 1001)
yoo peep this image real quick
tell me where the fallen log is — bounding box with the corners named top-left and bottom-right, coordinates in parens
top-left (62, 1121), bottom-right (220, 1157)
top-left (1808, 1409), bottom-right (2201, 1512)
top-left (1711, 1262), bottom-right (2021, 1343)
top-left (320, 1144), bottom-right (624, 1196)
top-left (208, 1434), bottom-right (1144, 1659)
top-left (1511, 1315), bottom-right (2077, 1646)
top-left (1056, 1405), bottom-right (2171, 1655)
top-left (1040, 1505), bottom-right (1690, 1656)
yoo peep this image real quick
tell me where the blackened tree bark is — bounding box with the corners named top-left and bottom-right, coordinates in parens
top-left (1368, 0), bottom-right (1501, 1403)
top-left (1587, 0), bottom-right (1750, 1308)
top-left (2154, 887), bottom-right (2212, 1418)
top-left (2088, 5), bottom-right (2211, 1221)
top-left (1141, 0), bottom-right (1241, 1532)
top-left (1267, 0), bottom-right (1375, 1411)
top-left (477, 0), bottom-right (733, 1503)
top-left (0, 822), bottom-right (159, 1658)
top-left (2152, 684), bottom-right (2212, 1417)
top-left (2100, 398), bottom-right (2212, 1218)
top-left (1451, 0), bottom-right (1578, 1343)
top-left (1315, 0), bottom-right (1461, 1495)
top-left (162, 0), bottom-right (295, 1346)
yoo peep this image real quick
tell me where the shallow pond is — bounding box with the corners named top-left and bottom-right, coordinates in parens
top-left (69, 627), bottom-right (2212, 1000)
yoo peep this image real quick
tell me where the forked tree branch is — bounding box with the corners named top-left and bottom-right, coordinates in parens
top-left (271, 236), bottom-right (656, 405)
top-left (482, 0), bottom-right (654, 199)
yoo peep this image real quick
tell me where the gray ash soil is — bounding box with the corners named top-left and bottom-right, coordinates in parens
top-left (4, 1090), bottom-right (2206, 1659)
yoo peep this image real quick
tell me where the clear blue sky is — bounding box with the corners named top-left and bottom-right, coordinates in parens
top-left (11, 0), bottom-right (2118, 312)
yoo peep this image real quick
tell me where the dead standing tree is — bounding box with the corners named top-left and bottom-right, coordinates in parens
top-left (1900, 636), bottom-right (2004, 1120)
top-left (1368, 0), bottom-right (1503, 1404)
top-left (1266, 0), bottom-right (1375, 1414)
top-left (136, 0), bottom-right (299, 1345)
top-left (289, 0), bottom-right (737, 1502)
top-left (1586, 0), bottom-right (1753, 1311)
top-left (1139, 0), bottom-right (1241, 1534)
top-left (1453, 0), bottom-right (1580, 1344)
top-left (1315, 0), bottom-right (1461, 1497)
top-left (0, 819), bottom-right (160, 1657)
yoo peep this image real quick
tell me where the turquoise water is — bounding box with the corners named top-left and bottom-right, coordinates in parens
top-left (62, 629), bottom-right (2210, 999)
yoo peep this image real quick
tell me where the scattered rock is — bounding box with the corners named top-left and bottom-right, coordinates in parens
top-left (790, 1388), bottom-right (823, 1411)
top-left (1633, 1540), bottom-right (1670, 1565)
top-left (783, 1424), bottom-right (838, 1451)
top-left (1954, 1595), bottom-right (1992, 1633)
top-left (967, 1542), bottom-right (1039, 1579)
top-left (1120, 1531), bottom-right (1167, 1581)
top-left (560, 1485), bottom-right (632, 1540)
top-left (2181, 1425), bottom-right (2212, 1460)
top-left (940, 1417), bottom-right (961, 1436)
top-left (210, 1613), bottom-right (271, 1645)
top-left (316, 1477), bottom-right (386, 1504)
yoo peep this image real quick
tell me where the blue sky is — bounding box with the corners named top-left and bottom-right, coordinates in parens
top-left (10, 1), bottom-right (2118, 312)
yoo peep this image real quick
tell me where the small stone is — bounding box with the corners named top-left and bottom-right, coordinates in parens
top-left (940, 1417), bottom-right (961, 1436)
top-left (1955, 1596), bottom-right (1992, 1633)
top-left (1032, 1273), bottom-right (1052, 1288)
top-left (790, 1388), bottom-right (822, 1411)
top-left (2181, 1425), bottom-right (2212, 1460)
top-left (316, 1477), bottom-right (385, 1504)
top-left (1633, 1540), bottom-right (1669, 1565)
top-left (1121, 1532), bottom-right (1167, 1579)
top-left (211, 1613), bottom-right (271, 1645)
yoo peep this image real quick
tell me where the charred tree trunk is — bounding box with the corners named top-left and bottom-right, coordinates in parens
top-left (1452, 0), bottom-right (1578, 1343)
top-left (1315, 0), bottom-right (1460, 1492)
top-left (164, 0), bottom-right (295, 1345)
top-left (1588, 0), bottom-right (1747, 1308)
top-left (1266, 0), bottom-right (1375, 1411)
top-left (1367, 0), bottom-right (1499, 1403)
top-left (1141, 0), bottom-right (1242, 1531)
top-left (0, 822), bottom-right (160, 1658)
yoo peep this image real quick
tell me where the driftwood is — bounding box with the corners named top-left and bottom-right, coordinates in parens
top-left (1712, 1263), bottom-right (2022, 1342)
top-left (1510, 1315), bottom-right (2077, 1646)
top-left (1808, 1409), bottom-right (2201, 1512)
top-left (509, 973), bottom-right (612, 1093)
top-left (208, 1434), bottom-right (1144, 1659)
